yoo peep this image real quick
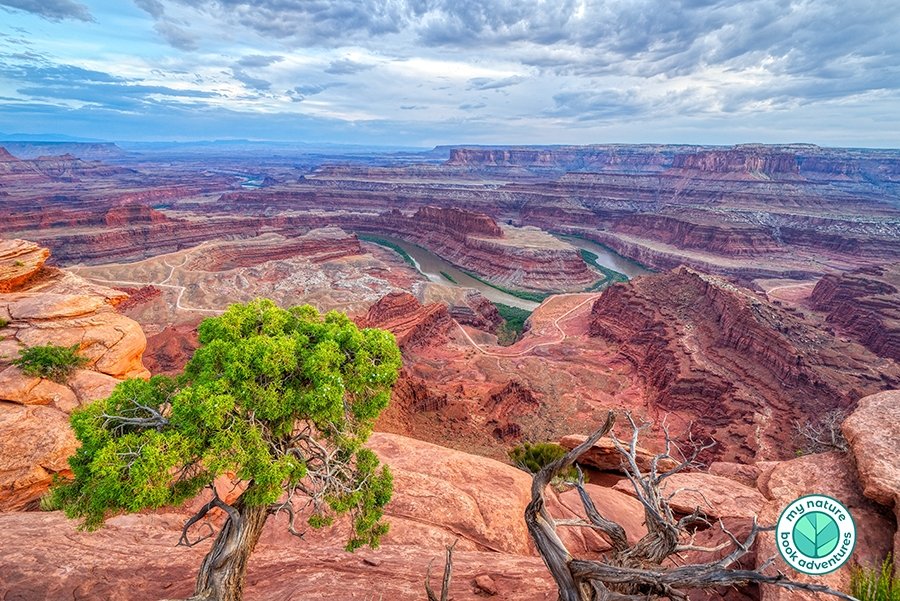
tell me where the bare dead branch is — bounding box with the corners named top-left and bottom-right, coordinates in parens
top-left (525, 411), bottom-right (859, 601)
top-left (425, 540), bottom-right (457, 601)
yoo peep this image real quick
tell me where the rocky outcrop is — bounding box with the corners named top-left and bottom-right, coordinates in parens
top-left (484, 381), bottom-right (541, 441)
top-left (184, 227), bottom-right (364, 271)
top-left (613, 472), bottom-right (767, 519)
top-left (670, 147), bottom-right (800, 179)
top-left (810, 264), bottom-right (900, 361)
top-left (611, 214), bottom-right (780, 256)
top-left (143, 323), bottom-right (200, 375)
top-left (0, 239), bottom-right (49, 293)
top-left (350, 207), bottom-right (596, 292)
top-left (843, 390), bottom-right (900, 574)
top-left (0, 241), bottom-right (149, 510)
top-left (756, 452), bottom-right (895, 600)
top-left (588, 267), bottom-right (900, 462)
top-left (559, 435), bottom-right (677, 474)
top-left (359, 292), bottom-right (453, 351)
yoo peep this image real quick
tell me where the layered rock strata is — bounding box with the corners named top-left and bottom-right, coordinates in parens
top-left (588, 267), bottom-right (900, 462)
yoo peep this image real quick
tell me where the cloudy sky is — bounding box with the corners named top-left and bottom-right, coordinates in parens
top-left (0, 0), bottom-right (898, 146)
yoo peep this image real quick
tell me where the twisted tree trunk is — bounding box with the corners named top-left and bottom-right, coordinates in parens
top-left (190, 500), bottom-right (269, 601)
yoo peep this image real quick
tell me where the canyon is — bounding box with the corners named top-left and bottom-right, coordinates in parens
top-left (0, 140), bottom-right (898, 600)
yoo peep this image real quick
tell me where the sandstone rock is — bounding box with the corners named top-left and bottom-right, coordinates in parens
top-left (811, 265), bottom-right (900, 361)
top-left (0, 365), bottom-right (77, 408)
top-left (0, 404), bottom-right (77, 511)
top-left (0, 240), bottom-right (49, 293)
top-left (360, 292), bottom-right (453, 351)
top-left (0, 511), bottom-right (554, 601)
top-left (8, 293), bottom-right (105, 320)
top-left (559, 434), bottom-right (677, 473)
top-left (68, 369), bottom-right (121, 405)
top-left (708, 461), bottom-right (763, 488)
top-left (588, 267), bottom-right (900, 462)
top-left (474, 573), bottom-right (499, 595)
top-left (15, 311), bottom-right (149, 379)
top-left (843, 390), bottom-right (900, 574)
top-left (843, 390), bottom-right (900, 507)
top-left (367, 432), bottom-right (533, 554)
top-left (613, 471), bottom-right (766, 519)
top-left (757, 452), bottom-right (895, 600)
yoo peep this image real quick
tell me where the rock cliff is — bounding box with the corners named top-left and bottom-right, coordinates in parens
top-left (588, 267), bottom-right (900, 462)
top-left (0, 240), bottom-right (149, 510)
top-left (810, 264), bottom-right (900, 361)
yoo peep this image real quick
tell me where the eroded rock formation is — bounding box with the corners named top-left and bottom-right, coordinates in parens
top-left (0, 240), bottom-right (149, 510)
top-left (588, 267), bottom-right (900, 462)
top-left (810, 264), bottom-right (900, 361)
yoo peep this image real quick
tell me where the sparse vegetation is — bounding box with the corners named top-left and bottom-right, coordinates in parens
top-left (494, 302), bottom-right (531, 346)
top-left (358, 234), bottom-right (417, 268)
top-left (795, 408), bottom-right (849, 454)
top-left (509, 441), bottom-right (578, 481)
top-left (13, 344), bottom-right (88, 382)
top-left (460, 269), bottom-right (552, 302)
top-left (580, 248), bottom-right (629, 291)
top-left (439, 270), bottom-right (457, 284)
top-left (13, 260), bottom-right (24, 267)
top-left (0, 317), bottom-right (8, 328)
top-left (851, 556), bottom-right (900, 601)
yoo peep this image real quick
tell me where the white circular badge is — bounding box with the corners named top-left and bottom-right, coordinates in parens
top-left (775, 494), bottom-right (856, 575)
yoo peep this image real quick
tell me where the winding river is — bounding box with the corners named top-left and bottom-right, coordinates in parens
top-left (366, 234), bottom-right (650, 311)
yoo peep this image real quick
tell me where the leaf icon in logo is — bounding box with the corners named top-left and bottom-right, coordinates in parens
top-left (793, 512), bottom-right (840, 558)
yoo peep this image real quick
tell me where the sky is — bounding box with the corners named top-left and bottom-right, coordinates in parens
top-left (0, 0), bottom-right (898, 147)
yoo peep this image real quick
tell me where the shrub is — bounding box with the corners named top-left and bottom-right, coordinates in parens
top-left (0, 318), bottom-right (8, 328)
top-left (509, 442), bottom-right (580, 481)
top-left (13, 344), bottom-right (88, 382)
top-left (494, 303), bottom-right (532, 346)
top-left (851, 556), bottom-right (900, 601)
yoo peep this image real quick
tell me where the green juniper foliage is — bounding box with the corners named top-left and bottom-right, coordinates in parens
top-left (14, 343), bottom-right (88, 382)
top-left (50, 299), bottom-right (402, 551)
top-left (509, 441), bottom-right (579, 481)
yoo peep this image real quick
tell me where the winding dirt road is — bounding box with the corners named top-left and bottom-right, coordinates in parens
top-left (455, 293), bottom-right (601, 357)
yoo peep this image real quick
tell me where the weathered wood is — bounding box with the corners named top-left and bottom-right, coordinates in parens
top-left (525, 410), bottom-right (859, 601)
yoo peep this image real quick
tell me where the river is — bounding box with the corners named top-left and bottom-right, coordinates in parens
top-left (555, 235), bottom-right (652, 279)
top-left (365, 234), bottom-right (650, 311)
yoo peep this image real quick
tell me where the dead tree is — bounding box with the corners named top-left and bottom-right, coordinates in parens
top-left (795, 408), bottom-right (849, 454)
top-left (425, 540), bottom-right (457, 601)
top-left (526, 411), bottom-right (859, 601)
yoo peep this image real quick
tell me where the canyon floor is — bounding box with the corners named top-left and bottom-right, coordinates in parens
top-left (0, 141), bottom-right (898, 600)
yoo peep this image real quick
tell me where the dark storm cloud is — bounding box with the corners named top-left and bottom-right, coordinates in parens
top-left (0, 0), bottom-right (92, 22)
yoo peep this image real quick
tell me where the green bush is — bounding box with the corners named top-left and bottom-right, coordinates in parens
top-left (13, 344), bottom-right (88, 382)
top-left (439, 270), bottom-right (457, 284)
top-left (494, 303), bottom-right (532, 346)
top-left (509, 442), bottom-right (579, 481)
top-left (0, 318), bottom-right (8, 328)
top-left (851, 556), bottom-right (900, 601)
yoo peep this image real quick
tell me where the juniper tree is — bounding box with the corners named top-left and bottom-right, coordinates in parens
top-left (50, 299), bottom-right (403, 601)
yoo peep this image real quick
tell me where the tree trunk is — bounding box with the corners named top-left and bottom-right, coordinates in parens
top-left (189, 501), bottom-right (269, 601)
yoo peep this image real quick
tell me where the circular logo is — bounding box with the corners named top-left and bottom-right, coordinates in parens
top-left (776, 494), bottom-right (856, 575)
